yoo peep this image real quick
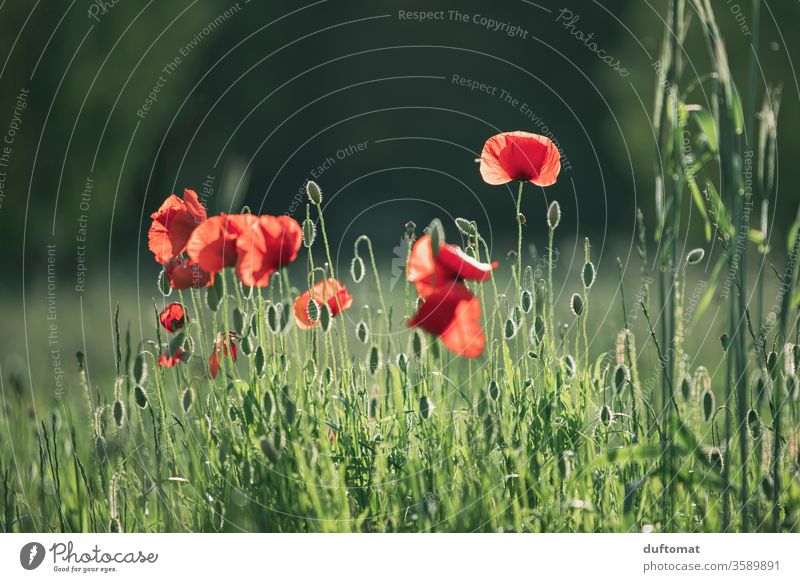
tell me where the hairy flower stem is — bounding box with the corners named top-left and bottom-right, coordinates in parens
top-left (317, 203), bottom-right (351, 366)
top-left (547, 226), bottom-right (556, 363)
top-left (515, 181), bottom-right (524, 293)
top-left (356, 235), bottom-right (393, 350)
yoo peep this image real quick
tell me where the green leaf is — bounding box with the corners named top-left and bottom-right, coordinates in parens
top-left (691, 108), bottom-right (718, 153)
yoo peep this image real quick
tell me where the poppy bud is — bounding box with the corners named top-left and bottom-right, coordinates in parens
top-left (531, 315), bottom-right (545, 345)
top-left (302, 218), bottom-right (316, 248)
top-left (266, 303), bottom-right (282, 334)
top-left (520, 290), bottom-right (533, 313)
top-left (455, 217), bottom-right (477, 237)
top-left (233, 308), bottom-right (247, 336)
top-left (547, 200), bottom-right (561, 230)
top-left (207, 276), bottom-right (223, 312)
top-left (582, 262), bottom-right (596, 289)
top-left (503, 318), bottom-right (518, 340)
top-left (263, 390), bottom-right (275, 419)
top-left (720, 334), bottom-right (730, 351)
top-left (132, 352), bottom-right (148, 385)
top-left (113, 400), bottom-right (125, 428)
top-left (404, 221), bottom-right (417, 239)
top-left (613, 364), bottom-right (630, 394)
top-left (306, 298), bottom-right (320, 325)
top-left (255, 346), bottom-right (266, 378)
top-left (428, 219), bottom-right (445, 257)
top-left (419, 396), bottom-right (434, 420)
top-left (411, 329), bottom-right (426, 359)
top-left (767, 351), bottom-right (778, 379)
top-left (570, 293), bottom-right (584, 317)
top-left (679, 374), bottom-right (694, 401)
top-left (356, 320), bottom-right (370, 344)
top-left (158, 268), bottom-right (172, 296)
top-left (702, 390), bottom-right (715, 421)
top-left (134, 385), bottom-right (148, 409)
top-left (350, 256), bottom-right (365, 282)
top-left (686, 248), bottom-right (705, 265)
top-left (368, 345), bottom-right (382, 375)
top-left (306, 180), bottom-right (323, 205)
top-left (600, 404), bottom-right (614, 427)
top-left (708, 447), bottom-right (724, 473)
top-left (318, 302), bottom-right (332, 333)
top-left (397, 352), bottom-right (409, 373)
top-left (488, 379), bottom-right (500, 401)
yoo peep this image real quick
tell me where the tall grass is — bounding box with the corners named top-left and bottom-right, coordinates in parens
top-left (1, 0), bottom-right (799, 533)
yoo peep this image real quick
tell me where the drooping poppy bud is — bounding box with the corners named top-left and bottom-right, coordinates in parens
top-left (159, 302), bottom-right (188, 333)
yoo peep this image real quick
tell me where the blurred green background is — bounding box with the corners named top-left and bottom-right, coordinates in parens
top-left (0, 0), bottom-right (798, 395)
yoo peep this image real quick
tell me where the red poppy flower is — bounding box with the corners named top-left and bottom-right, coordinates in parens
top-left (236, 215), bottom-right (303, 287)
top-left (209, 332), bottom-right (238, 379)
top-left (407, 234), bottom-right (497, 299)
top-left (148, 189), bottom-right (207, 265)
top-left (164, 257), bottom-right (214, 290)
top-left (158, 348), bottom-right (185, 368)
top-left (186, 214), bottom-right (256, 275)
top-left (293, 278), bottom-right (353, 329)
top-left (408, 283), bottom-right (485, 358)
top-left (480, 131), bottom-right (561, 186)
top-left (159, 302), bottom-right (187, 333)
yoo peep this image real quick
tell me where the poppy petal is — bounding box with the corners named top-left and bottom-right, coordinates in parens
top-left (187, 214), bottom-right (255, 274)
top-left (159, 302), bottom-right (187, 332)
top-left (148, 189), bottom-right (207, 264)
top-left (293, 278), bottom-right (353, 329)
top-left (408, 283), bottom-right (485, 358)
top-left (158, 348), bottom-right (185, 368)
top-left (165, 258), bottom-right (213, 290)
top-left (236, 215), bottom-right (302, 287)
top-left (436, 243), bottom-right (498, 282)
top-left (407, 235), bottom-right (453, 298)
top-left (480, 131), bottom-right (561, 186)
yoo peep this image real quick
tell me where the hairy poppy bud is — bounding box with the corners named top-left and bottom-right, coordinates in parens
top-left (428, 218), bottom-right (445, 257)
top-left (419, 396), bottom-right (434, 420)
top-left (679, 374), bottom-right (694, 401)
top-left (708, 447), bottom-right (724, 473)
top-left (570, 293), bottom-right (584, 317)
top-left (302, 218), bottom-right (316, 247)
top-left (582, 262), bottom-right (596, 289)
top-left (455, 217), bottom-right (477, 237)
top-left (350, 256), bottom-right (365, 283)
top-left (306, 180), bottom-right (322, 205)
top-left (600, 404), bottom-right (614, 427)
top-left (488, 379), bottom-right (500, 402)
top-left (686, 248), bottom-right (705, 265)
top-left (613, 364), bottom-right (630, 394)
top-left (702, 390), bottom-right (715, 422)
top-left (547, 200), bottom-right (561, 230)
